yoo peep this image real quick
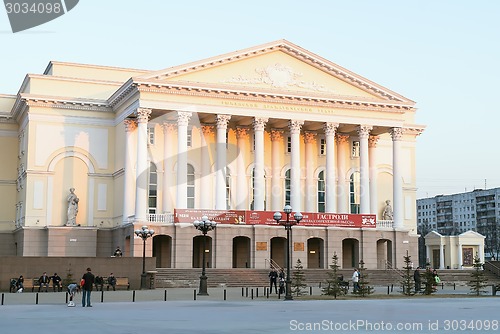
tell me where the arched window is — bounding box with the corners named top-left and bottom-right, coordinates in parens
top-left (317, 170), bottom-right (325, 212)
top-left (187, 164), bottom-right (195, 208)
top-left (350, 172), bottom-right (360, 214)
top-left (148, 162), bottom-right (157, 214)
top-left (285, 169), bottom-right (291, 206)
top-left (226, 168), bottom-right (231, 209)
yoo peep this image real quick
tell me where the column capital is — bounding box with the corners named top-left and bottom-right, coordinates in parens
top-left (288, 120), bottom-right (304, 134)
top-left (270, 129), bottom-right (284, 141)
top-left (236, 126), bottom-right (250, 139)
top-left (124, 119), bottom-right (137, 132)
top-left (357, 125), bottom-right (373, 139)
top-left (201, 124), bottom-right (215, 136)
top-left (253, 117), bottom-right (268, 131)
top-left (368, 135), bottom-right (379, 148)
top-left (390, 127), bottom-right (405, 141)
top-left (323, 122), bottom-right (339, 136)
top-left (336, 133), bottom-right (349, 144)
top-left (135, 108), bottom-right (151, 123)
top-left (161, 122), bottom-right (176, 133)
top-left (216, 114), bottom-right (231, 129)
top-left (304, 131), bottom-right (317, 144)
top-left (177, 111), bottom-right (192, 126)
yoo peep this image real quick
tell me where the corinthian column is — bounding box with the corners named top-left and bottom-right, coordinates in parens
top-left (336, 134), bottom-right (349, 213)
top-left (391, 127), bottom-right (404, 228)
top-left (161, 122), bottom-right (176, 213)
top-left (253, 117), bottom-right (268, 211)
top-left (200, 125), bottom-right (214, 209)
top-left (134, 108), bottom-right (151, 222)
top-left (176, 111), bottom-right (192, 209)
top-left (357, 125), bottom-right (372, 214)
top-left (271, 129), bottom-right (284, 211)
top-left (304, 131), bottom-right (316, 212)
top-left (123, 119), bottom-right (137, 223)
top-left (324, 122), bottom-right (338, 213)
top-left (236, 127), bottom-right (249, 210)
top-left (369, 135), bottom-right (379, 215)
top-left (289, 120), bottom-right (304, 212)
top-left (215, 114), bottom-right (231, 210)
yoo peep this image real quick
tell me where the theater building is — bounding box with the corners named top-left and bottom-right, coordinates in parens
top-left (0, 40), bottom-right (424, 269)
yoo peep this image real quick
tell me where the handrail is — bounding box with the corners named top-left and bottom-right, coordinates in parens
top-left (484, 261), bottom-right (500, 278)
top-left (385, 260), bottom-right (405, 278)
top-left (265, 259), bottom-right (284, 272)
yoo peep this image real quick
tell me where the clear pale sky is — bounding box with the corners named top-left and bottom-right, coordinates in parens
top-left (1, 0), bottom-right (499, 199)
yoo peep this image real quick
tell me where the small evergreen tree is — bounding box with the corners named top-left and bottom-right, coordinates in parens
top-left (400, 250), bottom-right (415, 296)
top-left (422, 264), bottom-right (436, 295)
top-left (353, 260), bottom-right (374, 297)
top-left (322, 252), bottom-right (346, 298)
top-left (291, 259), bottom-right (307, 296)
top-left (63, 267), bottom-right (74, 287)
top-left (467, 253), bottom-right (488, 296)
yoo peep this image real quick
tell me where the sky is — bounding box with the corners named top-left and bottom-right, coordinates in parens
top-left (1, 0), bottom-right (499, 199)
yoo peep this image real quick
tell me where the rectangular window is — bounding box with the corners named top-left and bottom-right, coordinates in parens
top-left (148, 127), bottom-right (155, 145)
top-left (187, 128), bottom-right (192, 147)
top-left (319, 138), bottom-right (326, 155)
top-left (352, 141), bottom-right (360, 157)
top-left (287, 136), bottom-right (292, 153)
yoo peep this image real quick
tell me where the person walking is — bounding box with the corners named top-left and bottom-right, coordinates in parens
top-left (413, 267), bottom-right (421, 292)
top-left (352, 268), bottom-right (360, 292)
top-left (81, 267), bottom-right (95, 307)
top-left (268, 268), bottom-right (278, 294)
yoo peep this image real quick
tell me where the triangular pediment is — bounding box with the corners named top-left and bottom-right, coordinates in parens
top-left (459, 230), bottom-right (485, 239)
top-left (424, 231), bottom-right (443, 239)
top-left (136, 40), bottom-right (413, 104)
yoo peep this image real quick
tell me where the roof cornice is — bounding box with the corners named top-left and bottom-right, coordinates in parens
top-left (132, 80), bottom-right (415, 113)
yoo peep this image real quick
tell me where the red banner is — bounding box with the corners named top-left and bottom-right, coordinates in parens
top-left (174, 209), bottom-right (376, 228)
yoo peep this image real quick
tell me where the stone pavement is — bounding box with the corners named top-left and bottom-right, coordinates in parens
top-left (1, 287), bottom-right (498, 333)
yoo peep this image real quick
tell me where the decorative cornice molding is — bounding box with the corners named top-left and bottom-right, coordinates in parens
top-left (133, 81), bottom-right (414, 113)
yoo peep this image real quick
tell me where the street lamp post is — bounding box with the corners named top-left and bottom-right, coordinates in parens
top-left (193, 215), bottom-right (217, 296)
top-left (134, 225), bottom-right (155, 290)
top-left (273, 205), bottom-right (303, 300)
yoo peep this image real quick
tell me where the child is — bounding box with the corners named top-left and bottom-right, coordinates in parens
top-left (67, 283), bottom-right (79, 307)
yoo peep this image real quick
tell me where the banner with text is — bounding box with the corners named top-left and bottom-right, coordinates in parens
top-left (174, 209), bottom-right (376, 228)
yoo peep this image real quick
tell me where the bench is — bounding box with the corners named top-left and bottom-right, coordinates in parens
top-left (103, 277), bottom-right (129, 291)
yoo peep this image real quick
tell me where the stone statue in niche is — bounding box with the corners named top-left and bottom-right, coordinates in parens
top-left (382, 200), bottom-right (393, 220)
top-left (66, 188), bottom-right (79, 226)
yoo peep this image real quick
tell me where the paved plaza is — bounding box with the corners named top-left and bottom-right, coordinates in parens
top-left (0, 288), bottom-right (498, 333)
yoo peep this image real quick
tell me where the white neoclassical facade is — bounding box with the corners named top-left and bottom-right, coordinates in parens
top-left (0, 40), bottom-right (424, 269)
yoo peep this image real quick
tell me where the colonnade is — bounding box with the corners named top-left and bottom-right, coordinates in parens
top-left (122, 108), bottom-right (405, 228)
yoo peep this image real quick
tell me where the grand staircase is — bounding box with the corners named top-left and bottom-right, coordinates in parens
top-left (155, 268), bottom-right (500, 289)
